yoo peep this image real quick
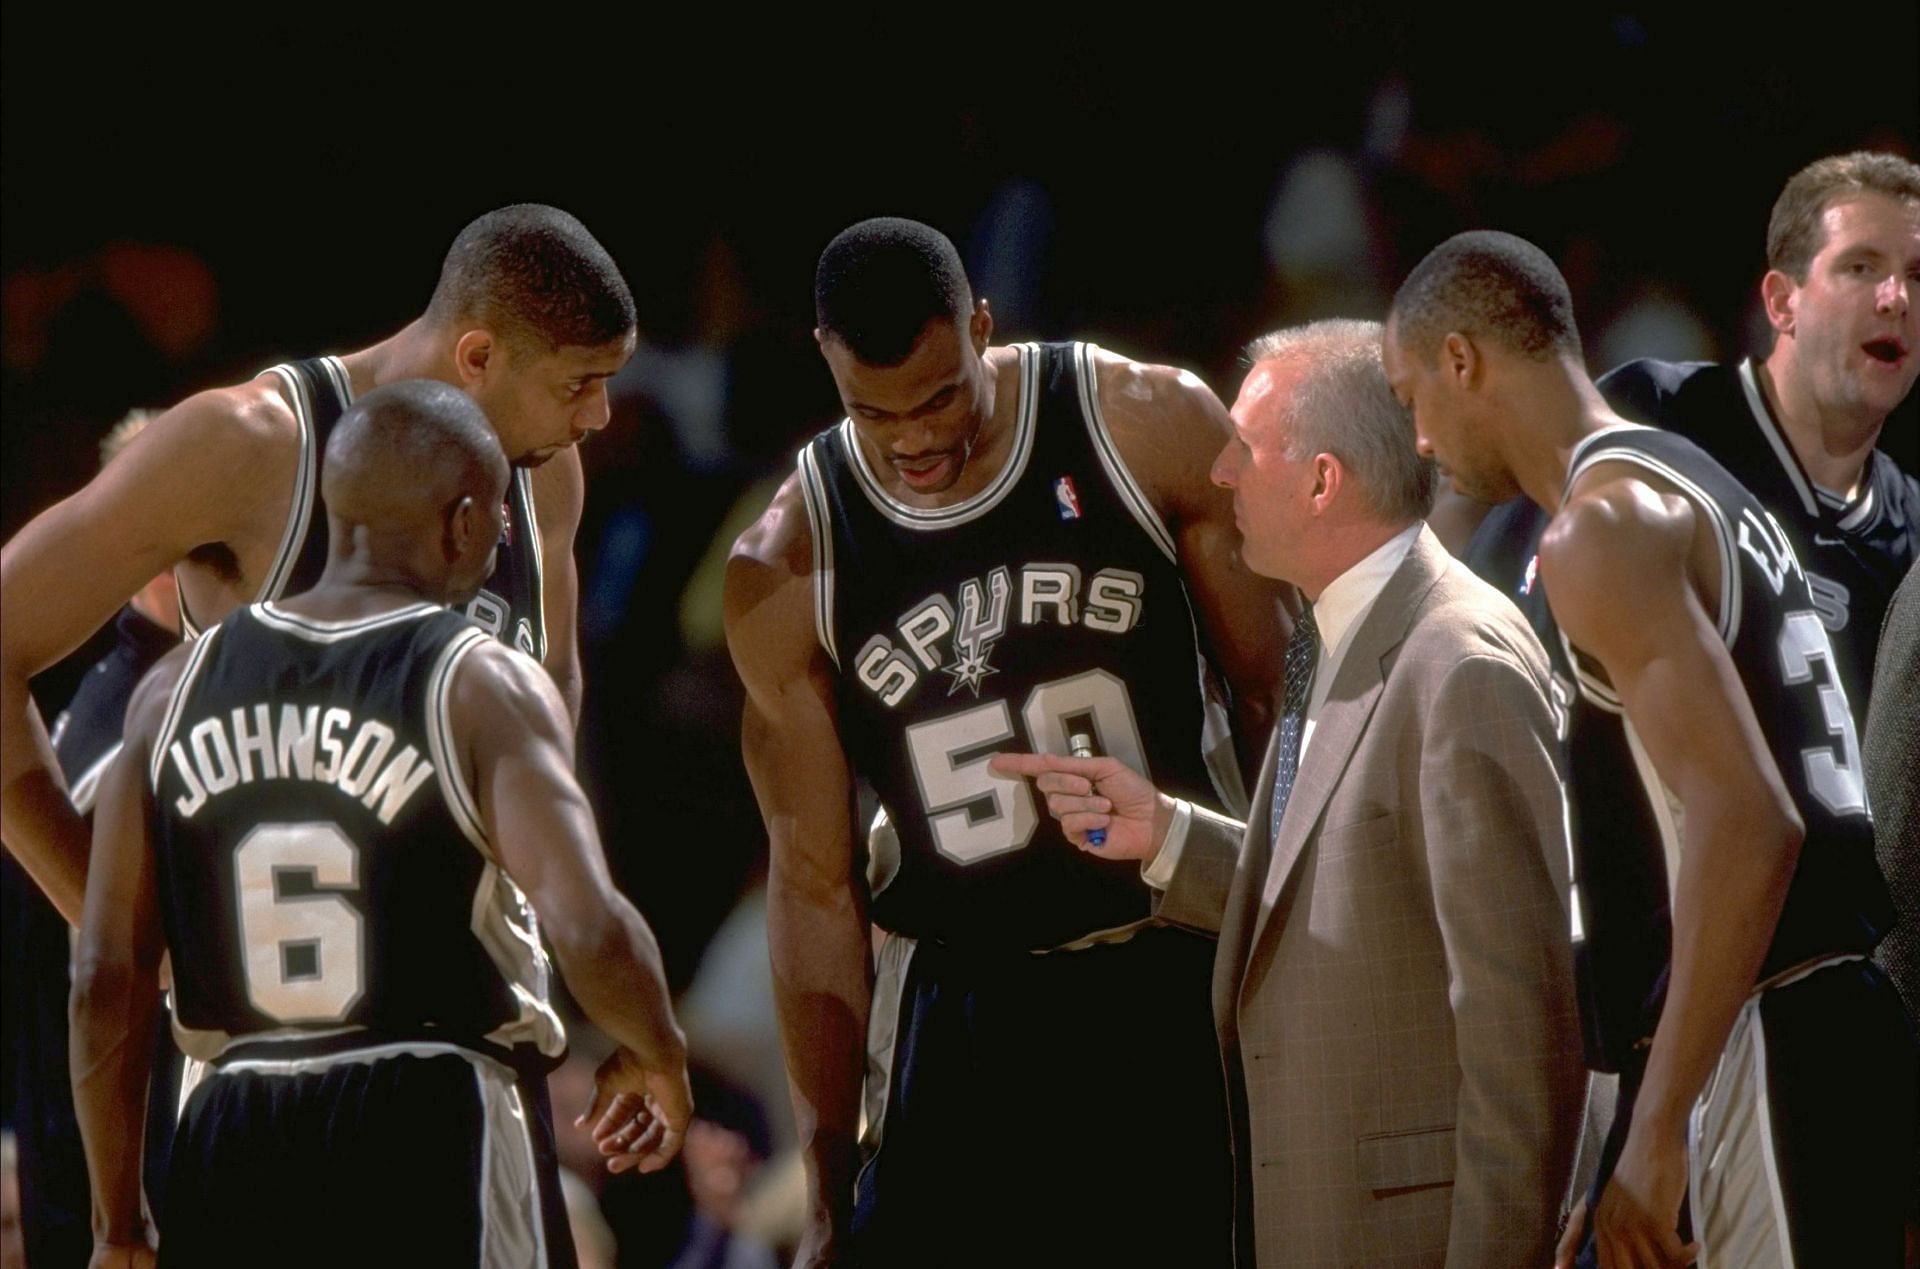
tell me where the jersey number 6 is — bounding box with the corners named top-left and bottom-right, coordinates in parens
top-left (233, 821), bottom-right (366, 1023)
top-left (903, 669), bottom-right (1147, 865)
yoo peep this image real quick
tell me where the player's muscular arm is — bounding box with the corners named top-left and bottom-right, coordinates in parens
top-left (725, 483), bottom-right (868, 1267)
top-left (454, 640), bottom-right (687, 1077)
top-left (2, 388), bottom-right (291, 923)
top-left (1095, 353), bottom-right (1289, 787)
top-left (1541, 480), bottom-right (1801, 1264)
top-left (530, 447), bottom-right (586, 729)
top-left (70, 650), bottom-right (185, 1256)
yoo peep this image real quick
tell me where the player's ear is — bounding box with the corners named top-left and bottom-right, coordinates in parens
top-left (446, 493), bottom-right (477, 559)
top-left (1442, 332), bottom-right (1480, 390)
top-left (454, 330), bottom-right (496, 387)
top-left (1760, 269), bottom-right (1799, 339)
top-left (970, 300), bottom-right (993, 355)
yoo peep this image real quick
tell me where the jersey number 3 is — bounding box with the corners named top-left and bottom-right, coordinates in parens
top-left (903, 669), bottom-right (1146, 865)
top-left (233, 822), bottom-right (366, 1023)
top-left (1778, 611), bottom-right (1867, 817)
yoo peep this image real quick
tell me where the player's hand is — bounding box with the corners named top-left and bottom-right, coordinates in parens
top-left (89, 1243), bottom-right (156, 1269)
top-left (575, 1045), bottom-right (693, 1175)
top-left (988, 751), bottom-right (1171, 861)
top-left (1593, 1122), bottom-right (1698, 1268)
top-left (1555, 1193), bottom-right (1589, 1268)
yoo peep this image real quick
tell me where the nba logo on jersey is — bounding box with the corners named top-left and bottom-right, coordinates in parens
top-left (1521, 553), bottom-right (1539, 597)
top-left (1054, 476), bottom-right (1082, 522)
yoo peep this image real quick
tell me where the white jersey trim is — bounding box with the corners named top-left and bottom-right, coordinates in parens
top-left (1565, 425), bottom-right (1743, 646)
top-left (514, 467), bottom-right (549, 663)
top-left (67, 741), bottom-right (122, 816)
top-left (427, 625), bottom-right (494, 856)
top-left (1076, 342), bottom-right (1179, 564)
top-left (253, 601), bottom-right (444, 643)
top-left (258, 363), bottom-right (319, 605)
top-left (797, 444), bottom-right (840, 669)
top-left (1737, 359), bottom-right (1819, 518)
top-left (149, 623), bottom-right (225, 789)
top-left (835, 342), bottom-right (1039, 530)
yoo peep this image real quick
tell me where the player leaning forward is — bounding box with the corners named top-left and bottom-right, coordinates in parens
top-left (71, 382), bottom-right (690, 1269)
top-left (725, 219), bottom-right (1287, 1268)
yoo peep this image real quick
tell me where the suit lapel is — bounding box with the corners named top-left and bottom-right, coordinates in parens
top-left (1240, 530), bottom-right (1452, 986)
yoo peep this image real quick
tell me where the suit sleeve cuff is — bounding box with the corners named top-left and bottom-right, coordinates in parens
top-left (1141, 798), bottom-right (1193, 891)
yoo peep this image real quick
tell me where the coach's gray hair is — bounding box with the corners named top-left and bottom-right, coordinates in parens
top-left (1243, 318), bottom-right (1435, 522)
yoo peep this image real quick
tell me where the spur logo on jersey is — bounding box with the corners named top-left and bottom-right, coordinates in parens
top-left (854, 562), bottom-right (1147, 707)
top-left (164, 703), bottom-right (435, 824)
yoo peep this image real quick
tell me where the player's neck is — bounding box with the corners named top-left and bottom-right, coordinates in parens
top-left (1756, 353), bottom-right (1880, 499)
top-left (337, 319), bottom-right (462, 397)
top-left (278, 560), bottom-right (441, 621)
top-left (1511, 364), bottom-right (1620, 514)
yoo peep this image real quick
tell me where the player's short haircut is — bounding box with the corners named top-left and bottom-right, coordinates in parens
top-left (425, 204), bottom-right (635, 353)
top-left (100, 408), bottom-right (159, 468)
top-left (814, 217), bottom-right (972, 367)
top-left (1390, 230), bottom-right (1581, 363)
top-left (1767, 151), bottom-right (1920, 281)
top-left (1245, 318), bottom-right (1435, 523)
top-left (323, 380), bottom-right (507, 523)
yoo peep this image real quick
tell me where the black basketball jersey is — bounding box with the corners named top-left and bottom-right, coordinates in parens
top-left (179, 356), bottom-right (548, 660)
top-left (1599, 358), bottom-right (1920, 729)
top-left (51, 604), bottom-right (179, 811)
top-left (148, 602), bottom-right (562, 1064)
top-left (799, 342), bottom-right (1238, 951)
top-left (1559, 426), bottom-right (1891, 1058)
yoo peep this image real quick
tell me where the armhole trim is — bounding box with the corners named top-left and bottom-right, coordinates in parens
top-left (1075, 342), bottom-right (1178, 564)
top-left (797, 444), bottom-right (840, 669)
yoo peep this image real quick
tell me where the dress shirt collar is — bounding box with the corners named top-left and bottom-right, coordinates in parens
top-left (1309, 522), bottom-right (1422, 668)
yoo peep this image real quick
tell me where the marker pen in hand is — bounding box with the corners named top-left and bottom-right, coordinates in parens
top-left (1069, 732), bottom-right (1106, 846)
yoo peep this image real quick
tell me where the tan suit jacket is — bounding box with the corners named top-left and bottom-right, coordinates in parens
top-left (1159, 528), bottom-right (1584, 1267)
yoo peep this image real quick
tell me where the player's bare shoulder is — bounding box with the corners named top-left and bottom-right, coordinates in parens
top-left (1540, 469), bottom-right (1699, 642)
top-left (723, 471), bottom-right (820, 684)
top-left (1085, 345), bottom-right (1232, 520)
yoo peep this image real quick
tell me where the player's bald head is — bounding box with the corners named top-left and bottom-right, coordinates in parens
top-left (1390, 230), bottom-right (1582, 363)
top-left (322, 380), bottom-right (508, 529)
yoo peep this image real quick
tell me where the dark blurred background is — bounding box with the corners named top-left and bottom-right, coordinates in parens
top-left (5, 9), bottom-right (1914, 1263)
top-left (6, 0), bottom-right (1916, 1002)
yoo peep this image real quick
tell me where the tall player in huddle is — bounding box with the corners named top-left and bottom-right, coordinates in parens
top-left (1386, 232), bottom-right (1911, 1268)
top-left (1, 204), bottom-right (634, 928)
top-left (71, 383), bottom-right (690, 1268)
top-left (724, 219), bottom-right (1287, 1267)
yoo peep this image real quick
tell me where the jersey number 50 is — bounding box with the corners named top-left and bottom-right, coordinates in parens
top-left (233, 821), bottom-right (365, 1023)
top-left (903, 669), bottom-right (1147, 865)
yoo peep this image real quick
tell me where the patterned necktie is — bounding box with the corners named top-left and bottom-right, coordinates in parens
top-left (1270, 605), bottom-right (1321, 845)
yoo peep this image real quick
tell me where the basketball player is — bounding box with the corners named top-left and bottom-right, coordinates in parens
top-left (2, 203), bottom-right (635, 927)
top-left (724, 218), bottom-right (1287, 1267)
top-left (1599, 151), bottom-right (1920, 729)
top-left (1385, 231), bottom-right (1911, 1268)
top-left (3, 411), bottom-right (180, 1267)
top-left (71, 382), bottom-right (691, 1269)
